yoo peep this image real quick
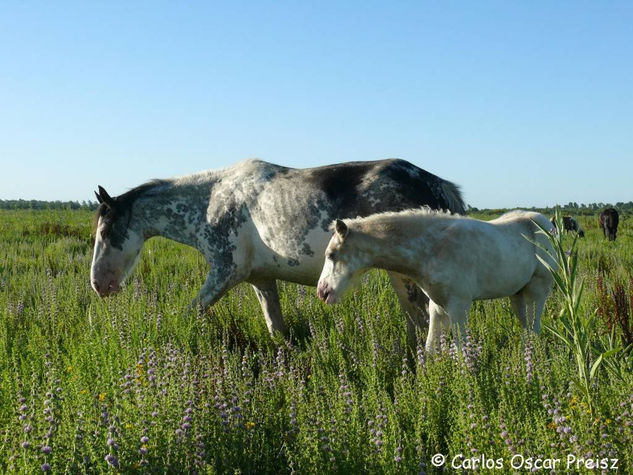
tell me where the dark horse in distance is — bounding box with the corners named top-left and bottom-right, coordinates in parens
top-left (599, 208), bottom-right (619, 241)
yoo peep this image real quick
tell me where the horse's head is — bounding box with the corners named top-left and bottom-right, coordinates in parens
top-left (91, 186), bottom-right (144, 297)
top-left (317, 219), bottom-right (365, 304)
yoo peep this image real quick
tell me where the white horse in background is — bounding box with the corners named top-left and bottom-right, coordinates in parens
top-left (317, 209), bottom-right (556, 351)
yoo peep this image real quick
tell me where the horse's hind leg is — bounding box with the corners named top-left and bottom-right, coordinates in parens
top-left (517, 275), bottom-right (551, 334)
top-left (388, 272), bottom-right (429, 348)
top-left (251, 280), bottom-right (288, 337)
top-left (509, 293), bottom-right (528, 329)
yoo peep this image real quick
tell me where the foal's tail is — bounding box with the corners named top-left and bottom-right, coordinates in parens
top-left (440, 180), bottom-right (466, 215)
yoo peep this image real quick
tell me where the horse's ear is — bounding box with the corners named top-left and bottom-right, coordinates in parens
top-left (97, 186), bottom-right (115, 207)
top-left (335, 219), bottom-right (348, 241)
top-left (94, 190), bottom-right (103, 204)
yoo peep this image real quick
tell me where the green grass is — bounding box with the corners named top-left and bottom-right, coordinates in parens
top-left (1, 210), bottom-right (632, 473)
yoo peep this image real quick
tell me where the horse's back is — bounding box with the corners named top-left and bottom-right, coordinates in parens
top-left (285, 158), bottom-right (464, 217)
top-left (489, 210), bottom-right (554, 257)
top-left (232, 158), bottom-right (464, 282)
top-left (246, 158), bottom-right (464, 235)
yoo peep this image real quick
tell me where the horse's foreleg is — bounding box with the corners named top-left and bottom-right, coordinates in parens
top-left (425, 297), bottom-right (471, 352)
top-left (387, 272), bottom-right (429, 349)
top-left (250, 280), bottom-right (288, 337)
top-left (190, 267), bottom-right (242, 310)
top-left (446, 299), bottom-right (470, 349)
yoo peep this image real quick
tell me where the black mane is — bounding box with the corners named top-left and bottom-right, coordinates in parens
top-left (93, 179), bottom-right (167, 246)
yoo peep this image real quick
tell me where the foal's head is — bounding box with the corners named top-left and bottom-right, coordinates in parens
top-left (317, 219), bottom-right (368, 304)
top-left (91, 186), bottom-right (144, 297)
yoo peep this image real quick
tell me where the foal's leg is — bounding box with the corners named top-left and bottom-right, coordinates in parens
top-left (521, 275), bottom-right (552, 334)
top-left (387, 272), bottom-right (429, 348)
top-left (509, 293), bottom-right (528, 329)
top-left (250, 280), bottom-right (288, 337)
top-left (445, 298), bottom-right (471, 349)
top-left (425, 300), bottom-right (451, 352)
top-left (425, 298), bottom-right (470, 351)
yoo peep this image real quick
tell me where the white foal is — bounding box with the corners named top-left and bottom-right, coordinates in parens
top-left (317, 209), bottom-right (556, 351)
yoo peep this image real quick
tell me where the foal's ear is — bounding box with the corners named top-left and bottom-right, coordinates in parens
top-left (334, 219), bottom-right (348, 240)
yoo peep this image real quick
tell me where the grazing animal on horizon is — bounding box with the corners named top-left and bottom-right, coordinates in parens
top-left (599, 208), bottom-right (619, 241)
top-left (317, 209), bottom-right (556, 352)
top-left (550, 216), bottom-right (585, 238)
top-left (90, 158), bottom-right (464, 344)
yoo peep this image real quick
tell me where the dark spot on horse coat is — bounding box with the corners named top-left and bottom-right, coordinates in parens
top-left (301, 242), bottom-right (314, 257)
top-left (305, 161), bottom-right (374, 219)
top-left (382, 161), bottom-right (453, 211)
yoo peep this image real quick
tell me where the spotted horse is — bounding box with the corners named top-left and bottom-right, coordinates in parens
top-left (91, 158), bottom-right (465, 345)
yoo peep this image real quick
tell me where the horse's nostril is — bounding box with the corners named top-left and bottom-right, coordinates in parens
top-left (318, 285), bottom-right (330, 301)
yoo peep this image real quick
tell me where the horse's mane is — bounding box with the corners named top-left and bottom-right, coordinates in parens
top-left (93, 179), bottom-right (168, 236)
top-left (331, 206), bottom-right (462, 231)
top-left (439, 180), bottom-right (465, 215)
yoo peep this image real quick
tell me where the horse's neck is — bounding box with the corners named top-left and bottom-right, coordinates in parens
top-left (359, 215), bottom-right (441, 277)
top-left (135, 178), bottom-right (217, 247)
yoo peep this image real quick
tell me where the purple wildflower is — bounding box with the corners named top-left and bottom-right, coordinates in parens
top-left (105, 453), bottom-right (119, 468)
top-left (524, 338), bottom-right (534, 383)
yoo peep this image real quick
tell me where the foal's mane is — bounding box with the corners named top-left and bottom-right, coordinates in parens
top-left (343, 206), bottom-right (461, 228)
top-left (93, 179), bottom-right (168, 236)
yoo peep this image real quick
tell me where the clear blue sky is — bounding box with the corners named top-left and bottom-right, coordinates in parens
top-left (1, 1), bottom-right (631, 208)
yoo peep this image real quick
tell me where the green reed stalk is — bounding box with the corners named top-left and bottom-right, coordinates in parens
top-left (534, 212), bottom-right (617, 415)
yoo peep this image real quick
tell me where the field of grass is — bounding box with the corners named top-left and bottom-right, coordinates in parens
top-left (1, 209), bottom-right (632, 473)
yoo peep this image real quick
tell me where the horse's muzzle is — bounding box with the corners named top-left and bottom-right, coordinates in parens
top-left (317, 282), bottom-right (337, 304)
top-left (92, 279), bottom-right (121, 297)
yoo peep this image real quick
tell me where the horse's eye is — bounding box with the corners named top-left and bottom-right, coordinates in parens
top-left (327, 252), bottom-right (337, 263)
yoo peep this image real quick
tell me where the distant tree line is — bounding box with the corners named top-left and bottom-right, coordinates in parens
top-left (468, 201), bottom-right (633, 217)
top-left (0, 199), bottom-right (98, 210)
top-left (2, 199), bottom-right (632, 215)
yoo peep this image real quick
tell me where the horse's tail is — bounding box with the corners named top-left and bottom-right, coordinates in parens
top-left (532, 213), bottom-right (558, 270)
top-left (439, 180), bottom-right (466, 215)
